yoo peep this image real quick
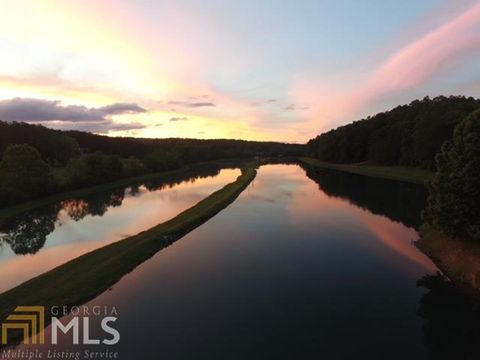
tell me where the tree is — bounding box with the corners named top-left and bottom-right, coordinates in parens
top-left (307, 96), bottom-right (480, 169)
top-left (65, 152), bottom-right (126, 187)
top-left (423, 110), bottom-right (480, 241)
top-left (0, 121), bottom-right (79, 164)
top-left (0, 144), bottom-right (53, 202)
top-left (144, 150), bottom-right (182, 172)
top-left (122, 156), bottom-right (146, 176)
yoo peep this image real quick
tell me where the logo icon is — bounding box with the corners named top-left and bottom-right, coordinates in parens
top-left (1, 306), bottom-right (45, 345)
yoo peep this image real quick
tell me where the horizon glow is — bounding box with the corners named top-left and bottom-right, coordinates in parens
top-left (1, 0), bottom-right (480, 142)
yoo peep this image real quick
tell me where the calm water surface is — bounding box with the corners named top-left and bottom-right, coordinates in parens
top-left (30, 164), bottom-right (446, 359)
top-left (0, 166), bottom-right (240, 292)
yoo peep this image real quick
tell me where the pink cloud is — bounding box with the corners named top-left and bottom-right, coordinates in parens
top-left (366, 2), bottom-right (480, 96)
top-left (294, 1), bottom-right (480, 133)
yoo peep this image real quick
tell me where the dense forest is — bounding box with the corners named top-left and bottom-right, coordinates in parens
top-left (0, 121), bottom-right (303, 206)
top-left (307, 95), bottom-right (480, 242)
top-left (307, 96), bottom-right (480, 170)
top-left (0, 121), bottom-right (303, 165)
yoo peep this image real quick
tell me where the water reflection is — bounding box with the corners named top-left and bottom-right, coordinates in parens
top-left (417, 274), bottom-right (480, 360)
top-left (300, 164), bottom-right (480, 359)
top-left (0, 164), bottom-right (241, 292)
top-left (301, 164), bottom-right (427, 229)
top-left (8, 164), bottom-right (475, 359)
top-left (293, 164), bottom-right (434, 273)
top-left (24, 164), bottom-right (436, 359)
top-left (1, 207), bottom-right (58, 255)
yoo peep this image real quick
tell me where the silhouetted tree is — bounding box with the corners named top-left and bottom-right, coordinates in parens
top-left (308, 96), bottom-right (480, 170)
top-left (0, 144), bottom-right (52, 203)
top-left (0, 121), bottom-right (79, 164)
top-left (64, 152), bottom-right (125, 187)
top-left (424, 110), bottom-right (480, 241)
top-left (144, 150), bottom-right (182, 172)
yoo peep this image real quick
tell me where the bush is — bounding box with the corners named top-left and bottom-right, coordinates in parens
top-left (0, 144), bottom-right (53, 203)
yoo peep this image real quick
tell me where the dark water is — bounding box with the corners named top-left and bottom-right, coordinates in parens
top-left (20, 164), bottom-right (456, 360)
top-left (0, 165), bottom-right (240, 292)
top-left (302, 164), bottom-right (428, 230)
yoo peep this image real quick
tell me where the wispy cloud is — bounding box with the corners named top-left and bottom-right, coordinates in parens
top-left (360, 2), bottom-right (480, 103)
top-left (169, 116), bottom-right (189, 122)
top-left (167, 100), bottom-right (216, 108)
top-left (294, 2), bottom-right (480, 131)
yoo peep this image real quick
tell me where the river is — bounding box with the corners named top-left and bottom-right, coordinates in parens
top-left (13, 163), bottom-right (452, 359)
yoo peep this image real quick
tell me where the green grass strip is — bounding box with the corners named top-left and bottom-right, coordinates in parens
top-left (299, 157), bottom-right (433, 185)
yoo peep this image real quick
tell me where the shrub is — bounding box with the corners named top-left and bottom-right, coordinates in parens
top-left (0, 144), bottom-right (53, 203)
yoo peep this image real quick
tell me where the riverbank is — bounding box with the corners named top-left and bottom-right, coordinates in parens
top-left (0, 159), bottom-right (250, 225)
top-left (0, 166), bottom-right (257, 346)
top-left (299, 157), bottom-right (433, 185)
top-left (416, 225), bottom-right (480, 296)
top-left (302, 157), bottom-right (480, 297)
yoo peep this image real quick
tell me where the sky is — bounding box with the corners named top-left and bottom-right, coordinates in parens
top-left (1, 0), bottom-right (480, 142)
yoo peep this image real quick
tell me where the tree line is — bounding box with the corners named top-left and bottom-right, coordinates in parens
top-left (308, 95), bottom-right (480, 242)
top-left (307, 95), bottom-right (480, 170)
top-left (0, 121), bottom-right (303, 206)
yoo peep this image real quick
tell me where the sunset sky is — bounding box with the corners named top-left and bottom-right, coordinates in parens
top-left (1, 0), bottom-right (480, 142)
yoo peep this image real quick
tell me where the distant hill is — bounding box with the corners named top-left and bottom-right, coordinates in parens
top-left (307, 95), bottom-right (480, 169)
top-left (63, 130), bottom-right (304, 162)
top-left (0, 121), bottom-right (304, 206)
top-left (0, 121), bottom-right (80, 164)
top-left (0, 121), bottom-right (304, 165)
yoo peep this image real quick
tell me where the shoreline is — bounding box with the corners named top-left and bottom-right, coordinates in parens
top-left (416, 225), bottom-right (480, 298)
top-left (299, 157), bottom-right (433, 185)
top-left (0, 158), bottom-right (251, 225)
top-left (302, 157), bottom-right (480, 298)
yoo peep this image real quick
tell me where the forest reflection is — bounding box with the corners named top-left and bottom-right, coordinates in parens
top-left (301, 164), bottom-right (427, 229)
top-left (417, 274), bottom-right (480, 360)
top-left (300, 164), bottom-right (480, 359)
top-left (0, 163), bottom-right (240, 255)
